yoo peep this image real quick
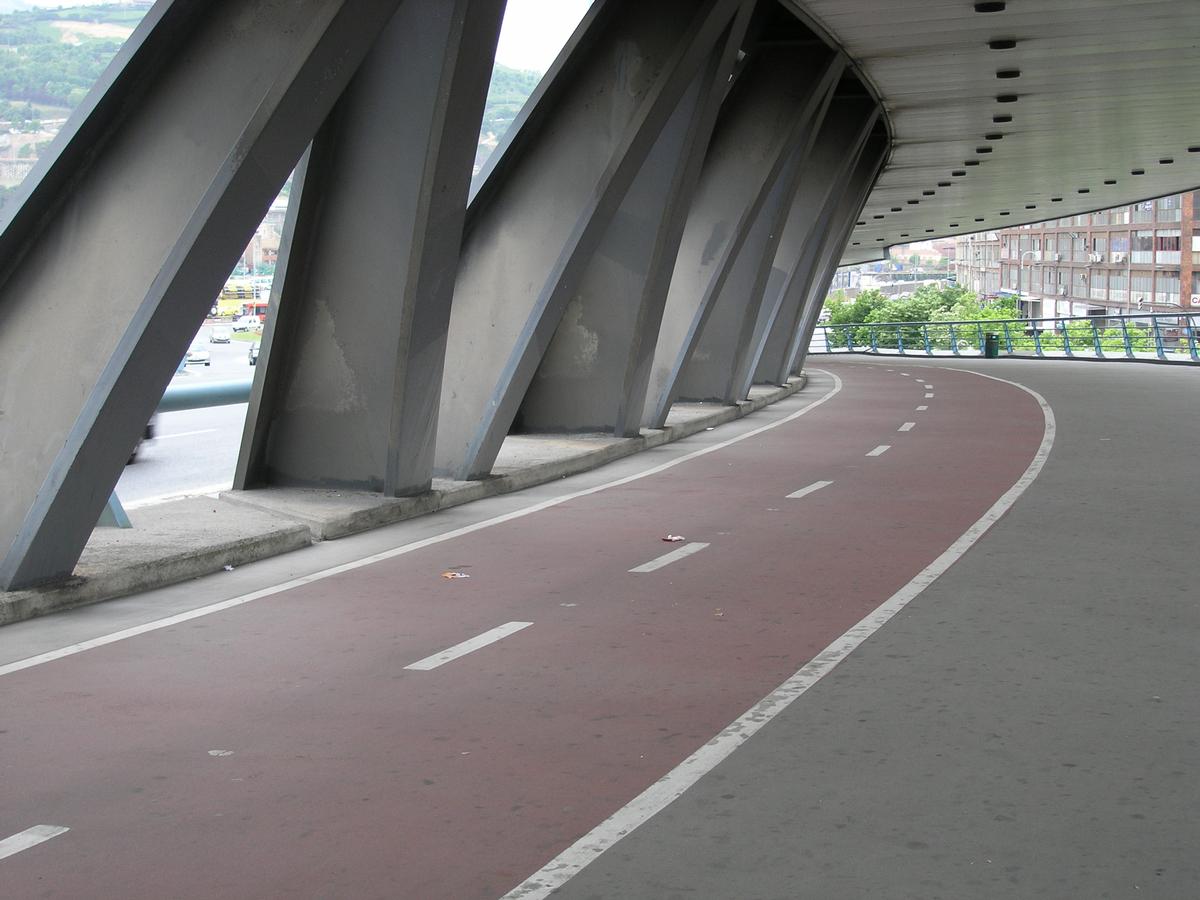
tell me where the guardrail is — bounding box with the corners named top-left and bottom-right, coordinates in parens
top-left (811, 312), bottom-right (1200, 363)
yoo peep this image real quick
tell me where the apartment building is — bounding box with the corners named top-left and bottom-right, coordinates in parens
top-left (955, 192), bottom-right (1199, 318)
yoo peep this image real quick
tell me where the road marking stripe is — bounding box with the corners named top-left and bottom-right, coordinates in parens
top-left (923, 384), bottom-right (933, 389)
top-left (629, 542), bottom-right (709, 574)
top-left (786, 480), bottom-right (833, 500)
top-left (0, 373), bottom-right (845, 679)
top-left (501, 369), bottom-right (1057, 900)
top-left (866, 445), bottom-right (891, 457)
top-left (898, 422), bottom-right (916, 432)
top-left (916, 405), bottom-right (928, 411)
top-left (122, 483), bottom-right (232, 510)
top-left (924, 392), bottom-right (934, 399)
top-left (154, 429), bottom-right (218, 441)
top-left (0, 826), bottom-right (69, 861)
top-left (899, 372), bottom-right (910, 376)
top-left (404, 622), bottom-right (532, 671)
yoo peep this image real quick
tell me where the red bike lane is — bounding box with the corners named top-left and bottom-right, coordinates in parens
top-left (0, 362), bottom-right (1047, 898)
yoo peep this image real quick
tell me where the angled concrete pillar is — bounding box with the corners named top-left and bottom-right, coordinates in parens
top-left (435, 0), bottom-right (749, 479)
top-left (786, 135), bottom-right (889, 376)
top-left (751, 98), bottom-right (879, 387)
top-left (0, 0), bottom-right (404, 590)
top-left (642, 45), bottom-right (843, 425)
top-left (516, 1), bottom-right (755, 437)
top-left (234, 0), bottom-right (506, 496)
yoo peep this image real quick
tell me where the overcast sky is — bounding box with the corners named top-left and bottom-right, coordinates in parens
top-left (493, 0), bottom-right (593, 72)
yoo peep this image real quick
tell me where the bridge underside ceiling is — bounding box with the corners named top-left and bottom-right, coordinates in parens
top-left (787, 0), bottom-right (1200, 264)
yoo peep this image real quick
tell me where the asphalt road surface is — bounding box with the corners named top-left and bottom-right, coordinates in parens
top-left (3, 357), bottom-right (1196, 898)
top-left (115, 323), bottom-right (255, 505)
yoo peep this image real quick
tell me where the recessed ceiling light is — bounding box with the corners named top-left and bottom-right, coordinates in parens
top-left (996, 94), bottom-right (1019, 103)
top-left (964, 160), bottom-right (981, 166)
top-left (999, 211), bottom-right (1011, 216)
top-left (1104, 179), bottom-right (1117, 185)
top-left (952, 170), bottom-right (967, 176)
top-left (925, 228), bottom-right (935, 233)
top-left (974, 217), bottom-right (985, 222)
top-left (907, 200), bottom-right (920, 205)
top-left (876, 237), bottom-right (885, 241)
top-left (891, 207), bottom-right (902, 212)
top-left (1078, 188), bottom-right (1090, 193)
top-left (1159, 158), bottom-right (1174, 164)
top-left (901, 233), bottom-right (910, 237)
top-left (976, 147), bottom-right (993, 154)
top-left (852, 241), bottom-right (861, 246)
top-left (1131, 168), bottom-right (1145, 175)
top-left (993, 114), bottom-right (1013, 123)
top-left (985, 133), bottom-right (1004, 140)
top-left (1051, 197), bottom-right (1063, 202)
top-left (856, 221), bottom-right (866, 226)
top-left (938, 181), bottom-right (952, 187)
top-left (950, 223), bottom-right (960, 227)
top-left (974, 1), bottom-right (1005, 11)
top-left (988, 38), bottom-right (1017, 50)
top-left (923, 190), bottom-right (936, 195)
top-left (1025, 204), bottom-right (1037, 209)
top-left (873, 214), bottom-right (885, 219)
top-left (996, 69), bottom-right (1021, 79)
top-left (1189, 146), bottom-right (1200, 153)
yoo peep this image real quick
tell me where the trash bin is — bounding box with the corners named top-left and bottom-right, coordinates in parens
top-left (984, 332), bottom-right (1000, 358)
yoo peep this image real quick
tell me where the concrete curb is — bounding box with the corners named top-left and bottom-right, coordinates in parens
top-left (1, 376), bottom-right (805, 625)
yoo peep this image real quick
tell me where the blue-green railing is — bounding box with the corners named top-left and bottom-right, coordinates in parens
top-left (812, 312), bottom-right (1200, 362)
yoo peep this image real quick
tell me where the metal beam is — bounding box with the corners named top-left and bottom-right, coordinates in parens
top-left (435, 0), bottom-right (748, 479)
top-left (0, 0), bottom-right (403, 590)
top-left (787, 134), bottom-right (890, 376)
top-left (641, 46), bottom-right (842, 425)
top-left (234, 0), bottom-right (505, 496)
top-left (752, 97), bottom-right (878, 387)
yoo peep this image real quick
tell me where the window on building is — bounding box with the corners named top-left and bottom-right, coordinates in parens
top-left (1090, 269), bottom-right (1107, 301)
top-left (1133, 200), bottom-right (1155, 224)
top-left (1132, 271), bottom-right (1154, 304)
top-left (1110, 269), bottom-right (1128, 302)
top-left (1155, 229), bottom-right (1181, 264)
top-left (1155, 195), bottom-right (1182, 223)
top-left (1111, 232), bottom-right (1130, 254)
top-left (1155, 271), bottom-right (1180, 305)
top-left (1132, 230), bottom-right (1155, 264)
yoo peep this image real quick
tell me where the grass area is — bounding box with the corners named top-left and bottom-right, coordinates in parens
top-left (230, 331), bottom-right (260, 343)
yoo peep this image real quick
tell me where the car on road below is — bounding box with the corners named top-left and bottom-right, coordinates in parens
top-left (231, 315), bottom-right (263, 333)
top-left (185, 345), bottom-right (211, 366)
top-left (209, 326), bottom-right (232, 343)
top-left (248, 342), bottom-right (260, 366)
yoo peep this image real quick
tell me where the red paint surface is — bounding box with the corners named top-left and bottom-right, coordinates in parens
top-left (0, 363), bottom-right (1045, 898)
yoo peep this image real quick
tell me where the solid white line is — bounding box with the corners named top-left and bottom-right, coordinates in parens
top-left (898, 422), bottom-right (916, 432)
top-left (866, 445), bottom-right (891, 457)
top-left (924, 392), bottom-right (934, 399)
top-left (501, 368), bottom-right (1057, 900)
top-left (786, 480), bottom-right (834, 500)
top-left (0, 373), bottom-right (845, 679)
top-left (0, 826), bottom-right (69, 861)
top-left (404, 622), bottom-right (532, 671)
top-left (629, 542), bottom-right (709, 574)
top-left (916, 405), bottom-right (929, 411)
top-left (154, 429), bottom-right (218, 442)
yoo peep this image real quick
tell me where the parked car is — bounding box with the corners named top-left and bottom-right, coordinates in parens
top-left (185, 344), bottom-right (211, 366)
top-left (209, 326), bottom-right (232, 343)
top-left (127, 416), bottom-right (157, 464)
top-left (231, 315), bottom-right (263, 333)
top-left (248, 342), bottom-right (260, 366)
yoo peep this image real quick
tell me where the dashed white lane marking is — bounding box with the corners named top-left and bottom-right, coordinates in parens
top-left (898, 422), bottom-right (916, 432)
top-left (629, 542), bottom-right (710, 574)
top-left (786, 480), bottom-right (834, 500)
top-left (923, 384), bottom-right (933, 389)
top-left (502, 369), bottom-right (1058, 900)
top-left (1, 373), bottom-right (845, 680)
top-left (916, 405), bottom-right (929, 411)
top-left (866, 445), bottom-right (891, 457)
top-left (899, 372), bottom-right (910, 376)
top-left (154, 429), bottom-right (218, 441)
top-left (404, 622), bottom-right (533, 671)
top-left (0, 826), bottom-right (69, 861)
top-left (924, 392), bottom-right (935, 399)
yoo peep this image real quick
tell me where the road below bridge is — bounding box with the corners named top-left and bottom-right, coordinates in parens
top-left (1, 358), bottom-right (1195, 898)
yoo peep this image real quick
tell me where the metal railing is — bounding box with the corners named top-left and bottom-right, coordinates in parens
top-left (811, 312), bottom-right (1200, 363)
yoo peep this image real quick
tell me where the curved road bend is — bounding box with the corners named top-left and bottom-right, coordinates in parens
top-left (3, 360), bottom-right (1065, 898)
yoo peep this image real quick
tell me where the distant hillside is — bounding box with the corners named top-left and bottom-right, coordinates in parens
top-left (0, 5), bottom-right (540, 194)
